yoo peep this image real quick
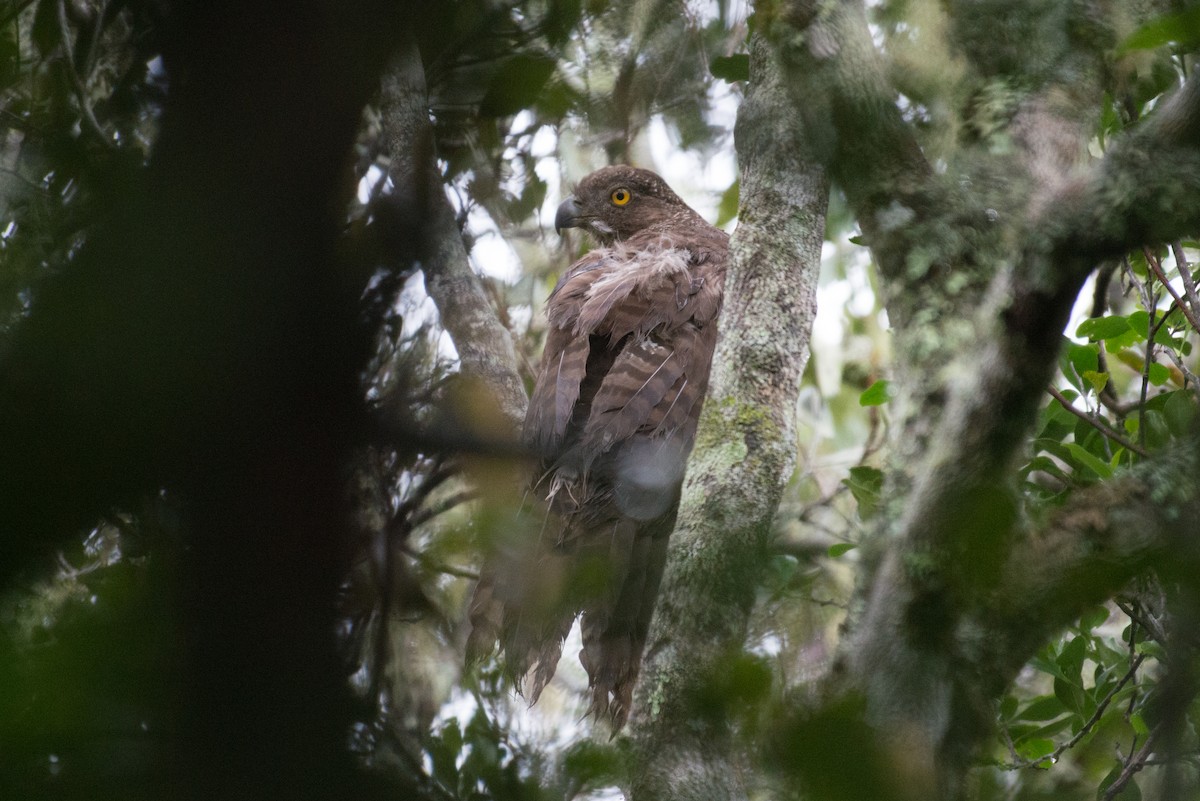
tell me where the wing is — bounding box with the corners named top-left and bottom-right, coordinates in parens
top-left (522, 250), bottom-right (608, 456)
top-left (529, 229), bottom-right (727, 476)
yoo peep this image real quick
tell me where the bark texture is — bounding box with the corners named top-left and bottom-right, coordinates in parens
top-left (379, 39), bottom-right (527, 434)
top-left (761, 1), bottom-right (1200, 797)
top-left (628, 36), bottom-right (829, 800)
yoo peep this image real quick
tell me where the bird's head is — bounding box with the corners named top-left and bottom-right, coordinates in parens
top-left (554, 166), bottom-right (690, 245)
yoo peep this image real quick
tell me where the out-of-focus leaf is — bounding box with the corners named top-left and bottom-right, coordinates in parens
top-left (1147, 362), bottom-right (1169, 386)
top-left (0, 18), bottom-right (17, 87)
top-left (1065, 443), bottom-right (1114, 478)
top-left (710, 53), bottom-right (750, 82)
top-left (1080, 605), bottom-right (1110, 631)
top-left (428, 719), bottom-right (462, 790)
top-left (1161, 389), bottom-right (1198, 434)
top-left (1068, 342), bottom-right (1099, 379)
top-left (1082, 370), bottom-right (1109, 392)
top-left (31, 0), bottom-right (60, 57)
top-left (561, 740), bottom-right (624, 791)
top-left (480, 53), bottom-right (557, 116)
top-left (859, 379), bottom-right (891, 407)
top-left (716, 179), bottom-right (739, 227)
top-left (827, 542), bottom-right (856, 558)
top-left (1037, 396), bottom-right (1076, 442)
top-left (1140, 409), bottom-right (1170, 449)
top-left (1016, 737), bottom-right (1055, 766)
top-left (542, 0), bottom-right (584, 46)
top-left (842, 466), bottom-right (883, 519)
top-left (1021, 455), bottom-right (1072, 485)
top-left (1016, 695), bottom-right (1068, 722)
top-left (1118, 5), bottom-right (1200, 53)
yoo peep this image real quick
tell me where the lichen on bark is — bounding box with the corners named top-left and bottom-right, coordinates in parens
top-left (628, 34), bottom-right (829, 799)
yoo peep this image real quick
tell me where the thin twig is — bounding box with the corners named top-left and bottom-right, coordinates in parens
top-left (1125, 615), bottom-right (1140, 719)
top-left (1102, 724), bottom-right (1162, 801)
top-left (56, 0), bottom-right (113, 147)
top-left (1146, 247), bottom-right (1200, 334)
top-left (1047, 386), bottom-right (1149, 457)
top-left (1116, 599), bottom-right (1169, 647)
top-left (1171, 242), bottom-right (1200, 315)
top-left (1004, 653), bottom-right (1146, 770)
top-left (1162, 347), bottom-right (1200, 392)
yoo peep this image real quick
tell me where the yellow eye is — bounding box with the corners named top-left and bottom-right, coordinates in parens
top-left (611, 188), bottom-right (631, 206)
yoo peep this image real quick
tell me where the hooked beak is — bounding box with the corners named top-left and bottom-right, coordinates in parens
top-left (554, 196), bottom-right (581, 235)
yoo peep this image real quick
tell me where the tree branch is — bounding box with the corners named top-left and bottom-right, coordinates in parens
top-left (765, 6), bottom-right (1200, 798)
top-left (980, 440), bottom-right (1200, 680)
top-left (1046, 386), bottom-right (1147, 458)
top-left (379, 38), bottom-right (527, 434)
top-left (628, 35), bottom-right (828, 800)
top-left (770, 0), bottom-right (931, 284)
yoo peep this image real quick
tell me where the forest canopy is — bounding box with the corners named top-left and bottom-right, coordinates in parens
top-left (1, 1), bottom-right (1199, 800)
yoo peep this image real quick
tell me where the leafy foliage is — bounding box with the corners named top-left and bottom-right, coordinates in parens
top-left (2, 1), bottom-right (1199, 800)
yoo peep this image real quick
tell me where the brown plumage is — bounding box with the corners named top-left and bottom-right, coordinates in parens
top-left (467, 165), bottom-right (727, 729)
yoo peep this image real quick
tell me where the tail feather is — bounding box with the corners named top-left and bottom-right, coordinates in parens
top-left (579, 518), bottom-right (671, 729)
top-left (466, 485), bottom-right (675, 730)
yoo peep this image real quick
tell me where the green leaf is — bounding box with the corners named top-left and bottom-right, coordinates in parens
top-left (1081, 605), bottom-right (1111, 631)
top-left (1058, 636), bottom-right (1086, 680)
top-left (1118, 5), bottom-right (1200, 53)
top-left (715, 179), bottom-right (739, 227)
top-left (1067, 342), bottom-right (1100, 379)
top-left (1016, 737), bottom-right (1055, 765)
top-left (479, 54), bottom-right (558, 116)
top-left (827, 542), bottom-right (857, 558)
top-left (1021, 455), bottom-right (1072, 484)
top-left (1147, 361), bottom-right (1170, 386)
top-left (710, 53), bottom-right (750, 82)
top-left (1082, 370), bottom-right (1109, 392)
top-left (1140, 409), bottom-right (1170, 449)
top-left (1162, 389), bottom-right (1198, 434)
top-left (1065, 442), bottom-right (1114, 478)
top-left (1134, 640), bottom-right (1167, 661)
top-left (542, 0), bottom-right (584, 46)
top-left (1016, 695), bottom-right (1068, 722)
top-left (1076, 315), bottom-right (1131, 342)
top-left (1054, 676), bottom-right (1086, 715)
top-left (842, 466), bottom-right (884, 519)
top-left (859, 379), bottom-right (891, 407)
top-left (1038, 396), bottom-right (1077, 442)
top-left (1030, 650), bottom-right (1070, 682)
top-left (561, 740), bottom-right (623, 790)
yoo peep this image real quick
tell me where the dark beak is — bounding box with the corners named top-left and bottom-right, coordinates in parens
top-left (554, 196), bottom-right (581, 235)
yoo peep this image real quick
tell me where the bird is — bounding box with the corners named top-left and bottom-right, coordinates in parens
top-left (466, 165), bottom-right (728, 729)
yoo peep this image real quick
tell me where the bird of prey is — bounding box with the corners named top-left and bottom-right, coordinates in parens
top-left (467, 165), bottom-right (728, 729)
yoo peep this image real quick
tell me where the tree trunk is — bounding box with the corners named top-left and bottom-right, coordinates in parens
top-left (760, 2), bottom-right (1200, 797)
top-left (628, 36), bottom-right (829, 800)
top-left (379, 38), bottom-right (528, 435)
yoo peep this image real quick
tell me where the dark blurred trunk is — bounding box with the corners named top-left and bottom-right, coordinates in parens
top-left (0, 1), bottom-right (408, 797)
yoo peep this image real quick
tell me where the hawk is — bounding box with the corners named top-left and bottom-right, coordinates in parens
top-left (467, 165), bottom-right (727, 728)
